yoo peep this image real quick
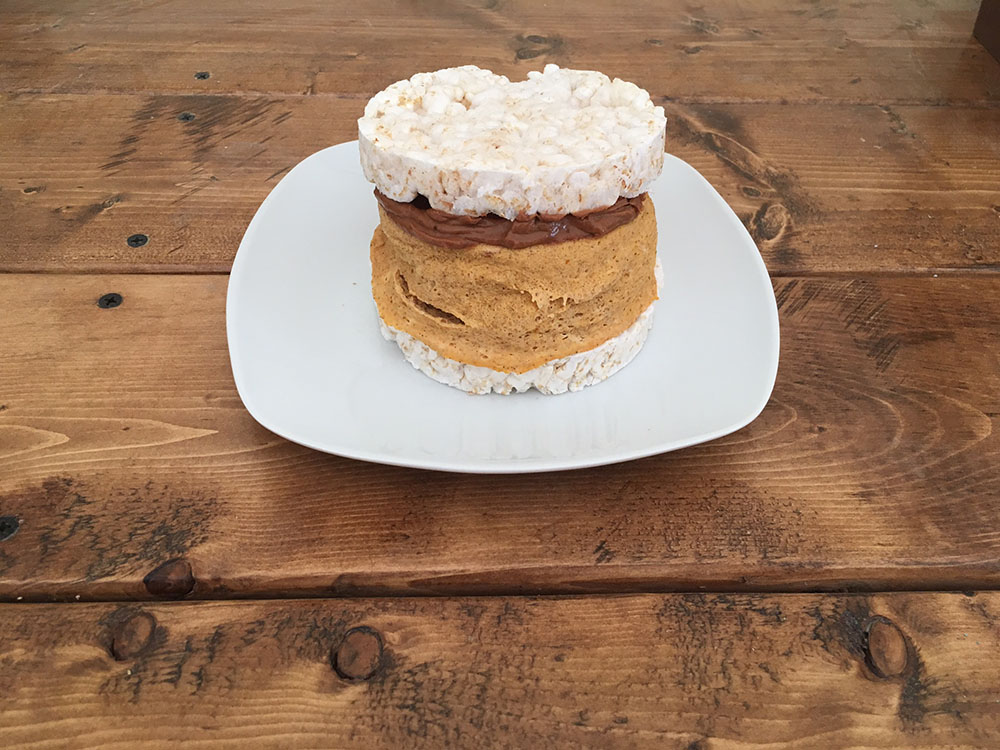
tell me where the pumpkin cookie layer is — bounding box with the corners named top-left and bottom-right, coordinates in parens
top-left (370, 197), bottom-right (658, 374)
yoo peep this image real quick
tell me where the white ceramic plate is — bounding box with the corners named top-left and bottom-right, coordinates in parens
top-left (227, 141), bottom-right (779, 474)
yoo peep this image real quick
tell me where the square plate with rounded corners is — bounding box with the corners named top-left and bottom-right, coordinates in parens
top-left (227, 141), bottom-right (779, 474)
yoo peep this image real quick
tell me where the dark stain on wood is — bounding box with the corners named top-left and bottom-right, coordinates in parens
top-left (817, 7), bottom-right (839, 20)
top-left (16, 477), bottom-right (216, 587)
top-left (769, 242), bottom-right (802, 268)
top-left (896, 328), bottom-right (957, 346)
top-left (513, 34), bottom-right (564, 60)
top-left (806, 597), bottom-right (872, 660)
top-left (143, 558), bottom-right (195, 599)
top-left (689, 17), bottom-right (720, 34)
top-left (773, 279), bottom-right (904, 373)
top-left (162, 636), bottom-right (196, 685)
top-left (879, 104), bottom-right (916, 138)
top-left (757, 661), bottom-right (781, 683)
top-left (576, 471), bottom-right (806, 575)
top-left (178, 95), bottom-right (274, 166)
top-left (363, 650), bottom-right (495, 742)
top-left (680, 105), bottom-right (748, 144)
top-left (101, 99), bottom-right (165, 173)
top-left (593, 539), bottom-right (615, 564)
top-left (190, 625), bottom-right (225, 693)
top-left (103, 95), bottom-right (274, 177)
top-left (709, 593), bottom-right (786, 624)
top-left (50, 192), bottom-right (125, 228)
top-left (230, 609), bottom-right (352, 665)
top-left (836, 281), bottom-right (899, 373)
top-left (667, 105), bottom-right (818, 225)
top-left (700, 485), bottom-right (804, 562)
top-left (898, 649), bottom-right (932, 729)
top-left (495, 601), bottom-right (527, 629)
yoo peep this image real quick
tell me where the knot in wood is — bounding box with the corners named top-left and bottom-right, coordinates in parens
top-left (332, 626), bottom-right (384, 681)
top-left (0, 515), bottom-right (20, 541)
top-left (864, 616), bottom-right (909, 678)
top-left (143, 557), bottom-right (195, 599)
top-left (110, 611), bottom-right (157, 661)
top-left (751, 202), bottom-right (790, 242)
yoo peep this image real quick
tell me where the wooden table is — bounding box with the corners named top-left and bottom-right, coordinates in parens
top-left (2, 1), bottom-right (1000, 747)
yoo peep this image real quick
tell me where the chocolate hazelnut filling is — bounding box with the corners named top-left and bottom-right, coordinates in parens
top-left (374, 189), bottom-right (646, 249)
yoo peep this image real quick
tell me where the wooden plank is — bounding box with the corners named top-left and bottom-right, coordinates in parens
top-left (1, 95), bottom-right (998, 274)
top-left (1, 274), bottom-right (999, 600)
top-left (1, 594), bottom-right (998, 748)
top-left (1, 0), bottom-right (998, 104)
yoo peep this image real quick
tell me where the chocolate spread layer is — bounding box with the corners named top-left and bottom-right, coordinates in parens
top-left (374, 189), bottom-right (646, 249)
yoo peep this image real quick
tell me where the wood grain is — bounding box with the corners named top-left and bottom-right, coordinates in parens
top-left (2, 3), bottom-right (998, 744)
top-left (2, 0), bottom-right (998, 104)
top-left (1, 94), bottom-right (998, 274)
top-left (2, 593), bottom-right (999, 748)
top-left (1, 274), bottom-right (998, 600)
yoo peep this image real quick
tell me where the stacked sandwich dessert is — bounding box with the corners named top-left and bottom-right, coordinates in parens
top-left (359, 64), bottom-right (666, 394)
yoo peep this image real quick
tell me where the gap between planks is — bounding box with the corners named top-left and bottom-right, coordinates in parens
top-left (6, 583), bottom-right (998, 606)
top-left (6, 90), bottom-right (1000, 107)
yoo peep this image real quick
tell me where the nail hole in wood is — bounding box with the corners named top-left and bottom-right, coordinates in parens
top-left (0, 516), bottom-right (20, 541)
top-left (332, 626), bottom-right (384, 681)
top-left (194, 71), bottom-right (210, 80)
top-left (177, 112), bottom-right (196, 122)
top-left (97, 293), bottom-right (123, 309)
top-left (127, 233), bottom-right (148, 247)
